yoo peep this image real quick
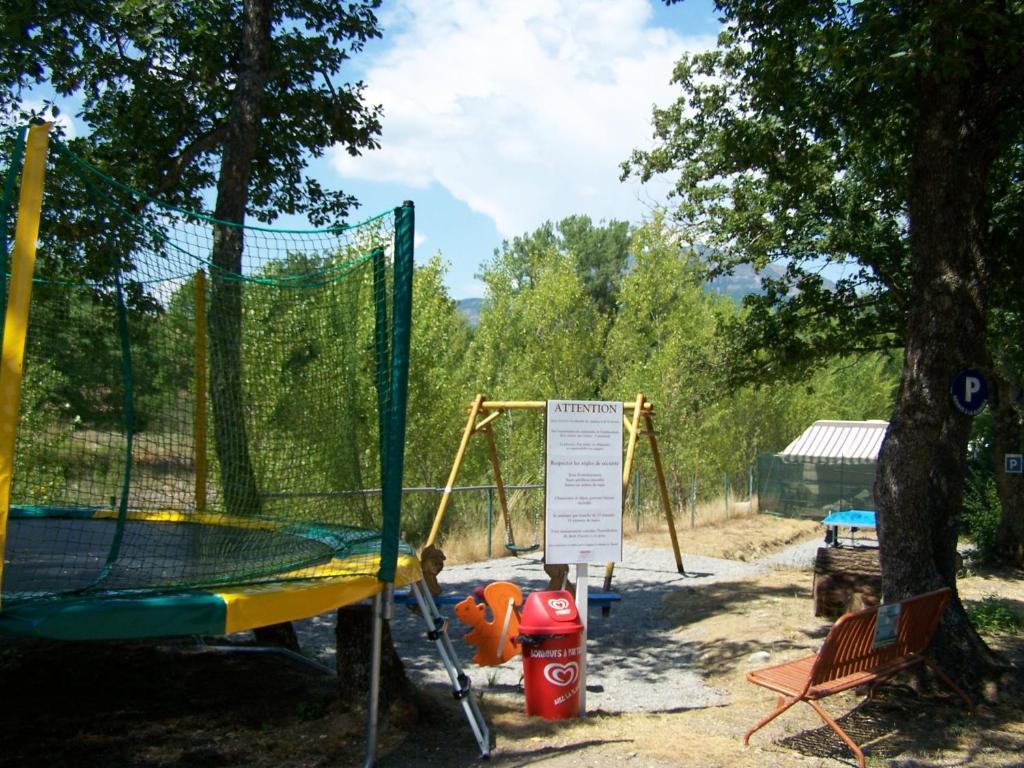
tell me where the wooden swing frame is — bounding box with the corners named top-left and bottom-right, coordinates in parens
top-left (425, 394), bottom-right (685, 585)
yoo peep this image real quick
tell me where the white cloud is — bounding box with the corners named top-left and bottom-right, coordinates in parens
top-left (331, 0), bottom-right (714, 237)
top-left (9, 100), bottom-right (78, 138)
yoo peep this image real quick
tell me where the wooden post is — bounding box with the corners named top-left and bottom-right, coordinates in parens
top-left (426, 393), bottom-right (485, 548)
top-left (634, 469), bottom-right (641, 533)
top-left (643, 409), bottom-right (684, 575)
top-left (482, 416), bottom-right (515, 549)
top-left (605, 394), bottom-right (647, 592)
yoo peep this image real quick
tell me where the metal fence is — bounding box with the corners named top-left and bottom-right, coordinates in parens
top-left (302, 468), bottom-right (761, 554)
top-left (756, 453), bottom-right (878, 519)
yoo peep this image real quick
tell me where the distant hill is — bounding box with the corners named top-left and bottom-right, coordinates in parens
top-left (706, 262), bottom-right (834, 302)
top-left (455, 263), bottom-right (831, 324)
top-left (456, 297), bottom-right (483, 327)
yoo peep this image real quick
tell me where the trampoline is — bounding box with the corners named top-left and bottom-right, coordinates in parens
top-left (1, 506), bottom-right (420, 640)
top-left (0, 123), bottom-right (490, 762)
top-left (0, 124), bottom-right (417, 638)
top-left (0, 124), bottom-right (489, 759)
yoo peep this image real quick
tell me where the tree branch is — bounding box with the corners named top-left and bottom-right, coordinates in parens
top-left (152, 126), bottom-right (229, 198)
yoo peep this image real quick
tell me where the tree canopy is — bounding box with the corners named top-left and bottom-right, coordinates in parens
top-left (1, 0), bottom-right (382, 224)
top-left (628, 0), bottom-right (1024, 686)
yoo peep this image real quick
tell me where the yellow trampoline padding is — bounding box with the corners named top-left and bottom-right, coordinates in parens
top-left (90, 508), bottom-right (283, 532)
top-left (217, 553), bottom-right (423, 634)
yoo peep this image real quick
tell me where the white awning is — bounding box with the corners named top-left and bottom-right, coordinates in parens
top-left (781, 420), bottom-right (889, 460)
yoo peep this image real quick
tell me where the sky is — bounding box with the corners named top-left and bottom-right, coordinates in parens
top-left (317, 0), bottom-right (722, 298)
top-left (19, 1), bottom-right (723, 300)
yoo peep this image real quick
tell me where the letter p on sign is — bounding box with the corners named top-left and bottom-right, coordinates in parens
top-left (951, 369), bottom-right (988, 416)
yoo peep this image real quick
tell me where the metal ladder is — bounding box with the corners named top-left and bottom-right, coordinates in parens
top-left (408, 578), bottom-right (490, 757)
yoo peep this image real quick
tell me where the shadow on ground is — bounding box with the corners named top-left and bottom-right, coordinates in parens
top-left (773, 684), bottom-right (1024, 767)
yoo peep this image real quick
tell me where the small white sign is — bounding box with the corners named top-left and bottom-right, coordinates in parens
top-left (544, 400), bottom-right (623, 565)
top-left (873, 602), bottom-right (901, 649)
top-left (1006, 454), bottom-right (1023, 474)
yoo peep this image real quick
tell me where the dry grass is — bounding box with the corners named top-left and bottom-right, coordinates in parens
top-left (468, 561), bottom-right (1024, 768)
top-left (437, 494), bottom-right (766, 565)
top-left (436, 515), bottom-right (1024, 768)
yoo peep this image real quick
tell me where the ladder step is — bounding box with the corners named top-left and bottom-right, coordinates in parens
top-left (407, 579), bottom-right (491, 757)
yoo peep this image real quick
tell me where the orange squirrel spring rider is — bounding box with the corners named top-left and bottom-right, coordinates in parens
top-left (454, 581), bottom-right (523, 666)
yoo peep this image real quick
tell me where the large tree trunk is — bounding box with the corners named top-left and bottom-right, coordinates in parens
top-left (335, 605), bottom-right (416, 718)
top-left (209, 1), bottom-right (295, 645)
top-left (874, 66), bottom-right (1008, 690)
top-left (208, 0), bottom-right (273, 520)
top-left (991, 369), bottom-right (1024, 565)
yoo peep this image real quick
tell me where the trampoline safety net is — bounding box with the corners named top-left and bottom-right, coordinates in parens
top-left (0, 125), bottom-right (413, 608)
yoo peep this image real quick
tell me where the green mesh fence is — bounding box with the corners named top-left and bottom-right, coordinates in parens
top-left (0, 131), bottom-right (413, 604)
top-left (757, 453), bottom-right (878, 519)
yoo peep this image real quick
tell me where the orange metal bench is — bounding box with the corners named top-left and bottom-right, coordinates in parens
top-left (743, 587), bottom-right (973, 768)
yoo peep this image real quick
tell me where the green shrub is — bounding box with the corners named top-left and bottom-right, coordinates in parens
top-left (967, 597), bottom-right (1024, 635)
top-left (959, 470), bottom-right (1002, 564)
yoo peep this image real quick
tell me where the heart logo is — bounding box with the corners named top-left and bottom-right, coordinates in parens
top-left (547, 598), bottom-right (571, 612)
top-left (543, 661), bottom-right (579, 687)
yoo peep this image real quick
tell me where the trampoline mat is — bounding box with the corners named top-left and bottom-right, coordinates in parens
top-left (3, 517), bottom-right (338, 598)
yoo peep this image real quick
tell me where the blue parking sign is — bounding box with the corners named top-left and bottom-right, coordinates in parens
top-left (1006, 454), bottom-right (1023, 474)
top-left (950, 369), bottom-right (988, 416)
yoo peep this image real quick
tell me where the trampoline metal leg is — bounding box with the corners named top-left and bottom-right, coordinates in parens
top-left (410, 578), bottom-right (490, 757)
top-left (362, 586), bottom-right (388, 768)
top-left (197, 641), bottom-right (335, 676)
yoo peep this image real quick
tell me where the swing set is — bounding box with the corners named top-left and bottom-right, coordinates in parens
top-left (424, 393), bottom-right (685, 590)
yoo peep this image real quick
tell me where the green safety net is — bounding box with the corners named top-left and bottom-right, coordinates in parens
top-left (0, 131), bottom-right (412, 605)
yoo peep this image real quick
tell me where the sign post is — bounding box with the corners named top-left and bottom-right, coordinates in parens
top-left (545, 400), bottom-right (624, 716)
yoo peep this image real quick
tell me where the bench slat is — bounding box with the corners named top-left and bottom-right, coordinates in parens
top-left (746, 655), bottom-right (815, 696)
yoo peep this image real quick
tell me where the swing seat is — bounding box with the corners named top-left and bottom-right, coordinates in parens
top-left (505, 542), bottom-right (540, 554)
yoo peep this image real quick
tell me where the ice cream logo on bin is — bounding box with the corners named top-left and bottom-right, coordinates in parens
top-left (547, 597), bottom-right (572, 615)
top-left (543, 661), bottom-right (579, 687)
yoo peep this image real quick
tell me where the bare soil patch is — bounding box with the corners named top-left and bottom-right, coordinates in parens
top-left (2, 514), bottom-right (1022, 767)
top-left (632, 513), bottom-right (823, 561)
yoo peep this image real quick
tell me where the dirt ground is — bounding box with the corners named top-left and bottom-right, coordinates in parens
top-left (2, 515), bottom-right (1023, 768)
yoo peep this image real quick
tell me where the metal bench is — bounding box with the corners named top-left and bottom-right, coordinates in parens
top-left (743, 587), bottom-right (973, 768)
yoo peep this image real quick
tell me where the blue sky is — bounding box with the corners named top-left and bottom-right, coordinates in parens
top-left (21, 1), bottom-right (723, 300)
top-left (322, 0), bottom-right (722, 298)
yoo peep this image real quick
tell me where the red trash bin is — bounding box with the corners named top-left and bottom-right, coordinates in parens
top-left (517, 590), bottom-right (584, 719)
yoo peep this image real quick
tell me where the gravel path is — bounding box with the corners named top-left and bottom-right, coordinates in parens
top-left (294, 538), bottom-right (823, 714)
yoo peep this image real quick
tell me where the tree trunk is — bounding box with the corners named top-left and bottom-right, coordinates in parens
top-left (991, 369), bottom-right (1024, 565)
top-left (335, 604), bottom-right (414, 716)
top-left (210, 1), bottom-right (297, 642)
top-left (812, 546), bottom-right (881, 618)
top-left (252, 620), bottom-right (300, 651)
top-left (207, 0), bottom-right (273, 519)
top-left (874, 67), bottom-right (1008, 690)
